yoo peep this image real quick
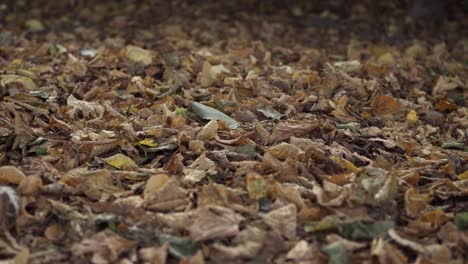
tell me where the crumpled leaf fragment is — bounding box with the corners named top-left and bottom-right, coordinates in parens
top-left (246, 172), bottom-right (270, 200)
top-left (333, 60), bottom-right (361, 73)
top-left (454, 212), bottom-right (468, 230)
top-left (270, 120), bottom-right (320, 142)
top-left (408, 208), bottom-right (449, 232)
top-left (186, 153), bottom-right (216, 178)
top-left (66, 53), bottom-right (87, 77)
top-left (78, 169), bottom-right (124, 200)
top-left (257, 103), bottom-right (284, 120)
top-left (189, 205), bottom-right (244, 242)
top-left (144, 177), bottom-right (188, 212)
top-left (66, 95), bottom-right (105, 119)
top-left (159, 234), bottom-right (199, 259)
top-left (210, 226), bottom-right (266, 261)
top-left (267, 142), bottom-right (305, 161)
top-left (139, 244), bottom-right (168, 264)
top-left (312, 180), bottom-right (352, 207)
top-left (192, 102), bottom-right (239, 129)
top-left (196, 119), bottom-right (218, 140)
top-left (338, 221), bottom-right (393, 241)
top-left (200, 61), bottom-right (230, 87)
top-left (262, 203), bottom-right (297, 240)
top-left (371, 237), bottom-right (408, 264)
top-left (71, 231), bottom-right (136, 264)
top-left (432, 76), bottom-right (463, 99)
top-left (404, 188), bottom-right (432, 217)
top-left (322, 241), bottom-right (348, 264)
top-left (354, 167), bottom-right (397, 205)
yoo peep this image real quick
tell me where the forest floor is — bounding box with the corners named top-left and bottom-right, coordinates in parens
top-left (0, 1), bottom-right (467, 263)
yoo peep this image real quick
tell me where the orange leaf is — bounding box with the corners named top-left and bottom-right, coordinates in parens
top-left (371, 95), bottom-right (400, 115)
top-left (435, 100), bottom-right (457, 112)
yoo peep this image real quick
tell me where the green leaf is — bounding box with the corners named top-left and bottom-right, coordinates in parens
top-left (454, 212), bottom-right (468, 230)
top-left (338, 221), bottom-right (393, 241)
top-left (192, 102), bottom-right (239, 129)
top-left (174, 106), bottom-right (188, 119)
top-left (159, 234), bottom-right (198, 259)
top-left (441, 139), bottom-right (466, 150)
top-left (322, 241), bottom-right (348, 264)
top-left (35, 146), bottom-right (48, 155)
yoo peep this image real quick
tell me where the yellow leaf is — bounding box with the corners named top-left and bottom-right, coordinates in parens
top-left (246, 172), bottom-right (270, 200)
top-left (25, 19), bottom-right (44, 32)
top-left (103, 154), bottom-right (137, 170)
top-left (406, 110), bottom-right (418, 123)
top-left (458, 171), bottom-right (468, 180)
top-left (126, 45), bottom-right (153, 66)
top-left (331, 156), bottom-right (357, 173)
top-left (139, 138), bottom-right (158, 148)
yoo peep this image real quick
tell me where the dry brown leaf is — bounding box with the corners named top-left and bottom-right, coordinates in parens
top-left (262, 203), bottom-right (297, 240)
top-left (189, 205), bottom-right (244, 242)
top-left (0, 166), bottom-right (26, 185)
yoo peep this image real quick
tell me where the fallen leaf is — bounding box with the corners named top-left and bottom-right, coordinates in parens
top-left (1, 75), bottom-right (37, 90)
top-left (71, 231), bottom-right (136, 263)
top-left (0, 166), bottom-right (26, 185)
top-left (189, 206), bottom-right (244, 242)
top-left (144, 174), bottom-right (170, 198)
top-left (371, 95), bottom-right (400, 115)
top-left (322, 241), bottom-right (348, 264)
top-left (139, 138), bottom-right (158, 147)
top-left (16, 175), bottom-right (42, 196)
top-left (196, 119), bottom-right (219, 140)
top-left (454, 212), bottom-right (468, 230)
top-left (200, 61), bottom-right (230, 87)
top-left (126, 45), bottom-right (153, 66)
top-left (267, 142), bottom-right (305, 161)
top-left (159, 234), bottom-right (199, 259)
top-left (404, 188), bottom-right (432, 217)
top-left (103, 153), bottom-right (137, 170)
top-left (192, 102), bottom-right (240, 129)
top-left (25, 19), bottom-right (45, 32)
top-left (246, 172), bottom-right (270, 200)
top-left (262, 203), bottom-right (297, 240)
top-left (406, 109), bottom-right (419, 123)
